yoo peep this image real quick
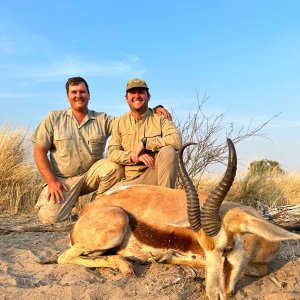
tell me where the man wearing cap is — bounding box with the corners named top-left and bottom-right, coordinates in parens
top-left (107, 78), bottom-right (182, 189)
top-left (31, 77), bottom-right (171, 224)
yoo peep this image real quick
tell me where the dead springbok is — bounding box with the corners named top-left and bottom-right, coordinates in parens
top-left (58, 139), bottom-right (300, 300)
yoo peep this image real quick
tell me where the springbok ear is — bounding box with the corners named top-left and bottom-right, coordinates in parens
top-left (166, 218), bottom-right (191, 228)
top-left (237, 214), bottom-right (300, 242)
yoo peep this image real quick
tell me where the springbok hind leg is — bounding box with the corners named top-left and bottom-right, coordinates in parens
top-left (58, 243), bottom-right (134, 276)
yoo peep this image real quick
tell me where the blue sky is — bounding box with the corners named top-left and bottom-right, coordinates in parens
top-left (0, 1), bottom-right (299, 173)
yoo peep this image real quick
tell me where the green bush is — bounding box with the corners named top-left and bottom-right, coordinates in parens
top-left (248, 159), bottom-right (284, 176)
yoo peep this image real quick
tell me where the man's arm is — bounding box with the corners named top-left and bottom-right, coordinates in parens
top-left (105, 114), bottom-right (117, 137)
top-left (107, 117), bottom-right (153, 167)
top-left (107, 119), bottom-right (135, 165)
top-left (108, 130), bottom-right (155, 168)
top-left (128, 118), bottom-right (181, 168)
top-left (34, 143), bottom-right (68, 203)
top-left (145, 117), bottom-right (182, 152)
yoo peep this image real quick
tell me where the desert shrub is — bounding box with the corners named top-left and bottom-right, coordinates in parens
top-left (248, 159), bottom-right (284, 176)
top-left (223, 159), bottom-right (291, 208)
top-left (0, 125), bottom-right (43, 213)
top-left (226, 172), bottom-right (300, 208)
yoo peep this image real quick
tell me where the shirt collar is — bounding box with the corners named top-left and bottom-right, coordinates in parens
top-left (66, 108), bottom-right (95, 120)
top-left (87, 109), bottom-right (96, 119)
top-left (130, 108), bottom-right (152, 122)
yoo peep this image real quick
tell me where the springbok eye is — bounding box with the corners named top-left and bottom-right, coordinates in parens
top-left (222, 244), bottom-right (234, 256)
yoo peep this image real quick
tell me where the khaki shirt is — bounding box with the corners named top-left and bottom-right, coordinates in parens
top-left (31, 108), bottom-right (115, 178)
top-left (108, 109), bottom-right (182, 180)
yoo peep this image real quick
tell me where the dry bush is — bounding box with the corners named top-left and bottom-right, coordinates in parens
top-left (174, 95), bottom-right (279, 189)
top-left (189, 171), bottom-right (300, 230)
top-left (0, 125), bottom-right (43, 213)
top-left (198, 171), bottom-right (300, 208)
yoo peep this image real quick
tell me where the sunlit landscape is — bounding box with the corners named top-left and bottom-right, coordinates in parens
top-left (1, 124), bottom-right (299, 214)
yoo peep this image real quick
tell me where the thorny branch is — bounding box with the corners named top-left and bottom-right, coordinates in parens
top-left (173, 94), bottom-right (280, 188)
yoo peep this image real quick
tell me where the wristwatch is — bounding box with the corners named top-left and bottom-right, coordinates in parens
top-left (141, 137), bottom-right (147, 148)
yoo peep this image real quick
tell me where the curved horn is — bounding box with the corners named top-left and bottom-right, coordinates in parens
top-left (178, 142), bottom-right (201, 232)
top-left (201, 138), bottom-right (237, 237)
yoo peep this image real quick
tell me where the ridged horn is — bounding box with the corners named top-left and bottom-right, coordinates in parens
top-left (201, 138), bottom-right (237, 237)
top-left (178, 142), bottom-right (201, 232)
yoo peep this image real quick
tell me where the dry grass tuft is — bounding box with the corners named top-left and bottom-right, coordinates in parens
top-left (0, 125), bottom-right (43, 213)
top-left (197, 171), bottom-right (300, 209)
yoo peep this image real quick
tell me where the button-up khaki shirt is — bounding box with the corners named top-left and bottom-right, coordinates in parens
top-left (31, 108), bottom-right (115, 178)
top-left (108, 109), bottom-right (182, 180)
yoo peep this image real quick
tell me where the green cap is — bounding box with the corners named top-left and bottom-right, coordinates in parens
top-left (126, 78), bottom-right (148, 91)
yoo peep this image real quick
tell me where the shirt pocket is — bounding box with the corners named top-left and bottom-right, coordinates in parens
top-left (53, 133), bottom-right (72, 153)
top-left (146, 130), bottom-right (162, 138)
top-left (89, 136), bottom-right (106, 158)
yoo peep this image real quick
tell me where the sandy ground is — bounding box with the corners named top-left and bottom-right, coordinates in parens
top-left (0, 214), bottom-right (299, 300)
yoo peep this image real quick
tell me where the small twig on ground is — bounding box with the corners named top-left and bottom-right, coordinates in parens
top-left (0, 222), bottom-right (75, 235)
top-left (268, 275), bottom-right (287, 288)
top-left (155, 277), bottom-right (182, 291)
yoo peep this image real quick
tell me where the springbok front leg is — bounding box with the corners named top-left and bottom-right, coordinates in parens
top-left (166, 253), bottom-right (206, 268)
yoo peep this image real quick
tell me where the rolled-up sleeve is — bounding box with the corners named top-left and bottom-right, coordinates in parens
top-left (105, 115), bottom-right (116, 137)
top-left (31, 113), bottom-right (54, 148)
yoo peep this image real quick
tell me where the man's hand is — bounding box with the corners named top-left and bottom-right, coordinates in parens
top-left (138, 154), bottom-right (155, 169)
top-left (47, 180), bottom-right (69, 204)
top-left (34, 143), bottom-right (69, 204)
top-left (155, 106), bottom-right (172, 121)
top-left (130, 142), bottom-right (145, 163)
top-left (129, 142), bottom-right (155, 169)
